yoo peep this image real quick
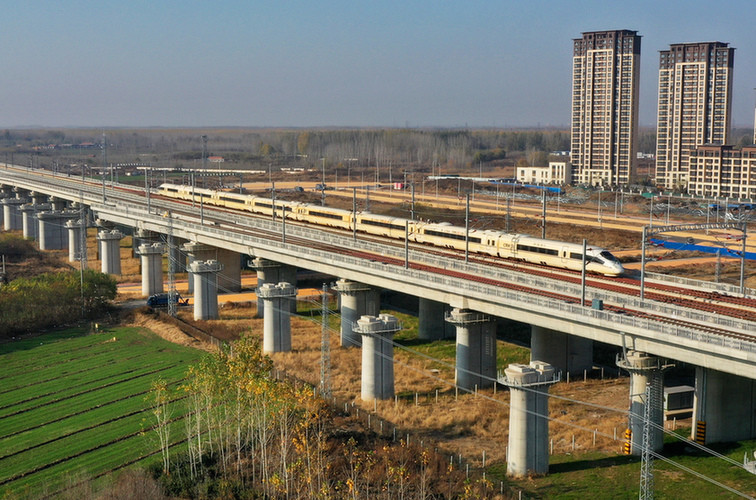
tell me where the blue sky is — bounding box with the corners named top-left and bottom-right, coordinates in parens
top-left (2, 0), bottom-right (755, 129)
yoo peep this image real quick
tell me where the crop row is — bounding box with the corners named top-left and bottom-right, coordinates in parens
top-left (0, 365), bottom-right (189, 437)
top-left (0, 333), bottom-right (125, 375)
top-left (0, 350), bottom-right (191, 413)
top-left (1, 356), bottom-right (163, 412)
top-left (0, 398), bottom-right (190, 480)
top-left (0, 378), bottom-right (187, 457)
top-left (0, 341), bottom-right (174, 395)
top-left (8, 425), bottom-right (191, 497)
top-left (0, 327), bottom-right (193, 375)
top-left (0, 392), bottom-right (188, 462)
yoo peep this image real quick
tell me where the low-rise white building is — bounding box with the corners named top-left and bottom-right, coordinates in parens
top-left (516, 161), bottom-right (572, 185)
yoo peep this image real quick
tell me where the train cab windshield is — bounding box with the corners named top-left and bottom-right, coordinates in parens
top-left (599, 251), bottom-right (621, 263)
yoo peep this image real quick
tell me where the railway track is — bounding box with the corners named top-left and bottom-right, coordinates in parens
top-left (161, 204), bottom-right (756, 346)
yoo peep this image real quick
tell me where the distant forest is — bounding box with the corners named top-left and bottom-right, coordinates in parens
top-left (1, 126), bottom-right (754, 173)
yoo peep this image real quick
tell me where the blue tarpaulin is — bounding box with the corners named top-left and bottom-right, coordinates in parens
top-left (649, 238), bottom-right (756, 261)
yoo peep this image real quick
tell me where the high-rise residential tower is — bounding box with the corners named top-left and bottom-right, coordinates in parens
top-left (655, 42), bottom-right (734, 190)
top-left (571, 30), bottom-right (641, 187)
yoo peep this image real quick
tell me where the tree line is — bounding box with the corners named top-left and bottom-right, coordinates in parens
top-left (148, 335), bottom-right (495, 499)
top-left (0, 269), bottom-right (116, 337)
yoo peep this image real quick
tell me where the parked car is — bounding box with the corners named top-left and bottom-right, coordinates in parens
top-left (147, 292), bottom-right (188, 307)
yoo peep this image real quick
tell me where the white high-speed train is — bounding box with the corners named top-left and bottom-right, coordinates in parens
top-left (158, 183), bottom-right (625, 276)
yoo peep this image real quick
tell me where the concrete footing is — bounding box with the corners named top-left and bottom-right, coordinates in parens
top-left (258, 282), bottom-right (297, 353)
top-left (333, 279), bottom-right (380, 348)
top-left (502, 361), bottom-right (558, 477)
top-left (190, 259), bottom-right (223, 320)
top-left (97, 230), bottom-right (124, 275)
top-left (355, 314), bottom-right (400, 401)
top-left (251, 257), bottom-right (297, 314)
top-left (692, 367), bottom-right (756, 445)
top-left (138, 243), bottom-right (165, 297)
top-left (132, 228), bottom-right (159, 258)
top-left (446, 308), bottom-right (497, 390)
top-left (616, 351), bottom-right (667, 455)
top-left (530, 326), bottom-right (593, 376)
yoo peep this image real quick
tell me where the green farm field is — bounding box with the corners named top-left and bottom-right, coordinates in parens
top-left (0, 326), bottom-right (202, 498)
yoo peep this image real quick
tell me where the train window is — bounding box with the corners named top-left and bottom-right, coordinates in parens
top-left (570, 252), bottom-right (583, 260)
top-left (362, 219), bottom-right (404, 231)
top-left (219, 196), bottom-right (241, 203)
top-left (518, 244), bottom-right (558, 256)
top-left (256, 202), bottom-right (273, 209)
top-left (599, 251), bottom-right (620, 263)
top-left (309, 210), bottom-right (345, 220)
top-left (424, 229), bottom-right (481, 244)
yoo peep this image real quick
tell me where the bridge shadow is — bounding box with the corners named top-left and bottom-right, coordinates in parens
top-left (550, 440), bottom-right (746, 474)
top-left (0, 327), bottom-right (90, 356)
top-left (549, 454), bottom-right (637, 473)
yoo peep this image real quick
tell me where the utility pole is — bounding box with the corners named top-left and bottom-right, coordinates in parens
top-left (202, 134), bottom-right (208, 176)
top-left (465, 194), bottom-right (470, 263)
top-left (541, 189), bottom-right (547, 239)
top-left (352, 187), bottom-right (357, 241)
top-left (581, 239), bottom-right (587, 306)
top-left (319, 284), bottom-right (331, 399)
top-left (79, 191), bottom-right (87, 318)
top-left (411, 183), bottom-right (416, 221)
top-left (639, 383), bottom-right (656, 500)
top-left (145, 168), bottom-right (151, 213)
top-left (101, 133), bottom-right (107, 202)
top-left (166, 213), bottom-right (177, 318)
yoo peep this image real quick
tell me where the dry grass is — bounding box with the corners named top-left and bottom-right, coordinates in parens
top-left (122, 310), bottom-right (215, 352)
top-left (194, 302), bottom-right (638, 468)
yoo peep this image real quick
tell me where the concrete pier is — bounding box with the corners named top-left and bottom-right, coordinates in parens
top-left (66, 219), bottom-right (85, 263)
top-left (355, 314), bottom-right (400, 401)
top-left (257, 282), bottom-right (297, 353)
top-left (50, 197), bottom-right (67, 211)
top-left (97, 230), bottom-right (124, 275)
top-left (184, 242), bottom-right (241, 294)
top-left (502, 361), bottom-right (558, 477)
top-left (190, 259), bottom-right (223, 320)
top-left (418, 298), bottom-right (447, 340)
top-left (692, 367), bottom-right (756, 445)
top-left (251, 257), bottom-right (297, 314)
top-left (20, 204), bottom-right (46, 240)
top-left (530, 325), bottom-right (593, 376)
top-left (30, 192), bottom-right (47, 205)
top-left (138, 243), bottom-right (165, 297)
top-left (334, 279), bottom-right (380, 348)
top-left (37, 211), bottom-right (68, 250)
top-left (2, 198), bottom-right (24, 230)
top-left (617, 351), bottom-right (667, 455)
top-left (446, 308), bottom-right (497, 390)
